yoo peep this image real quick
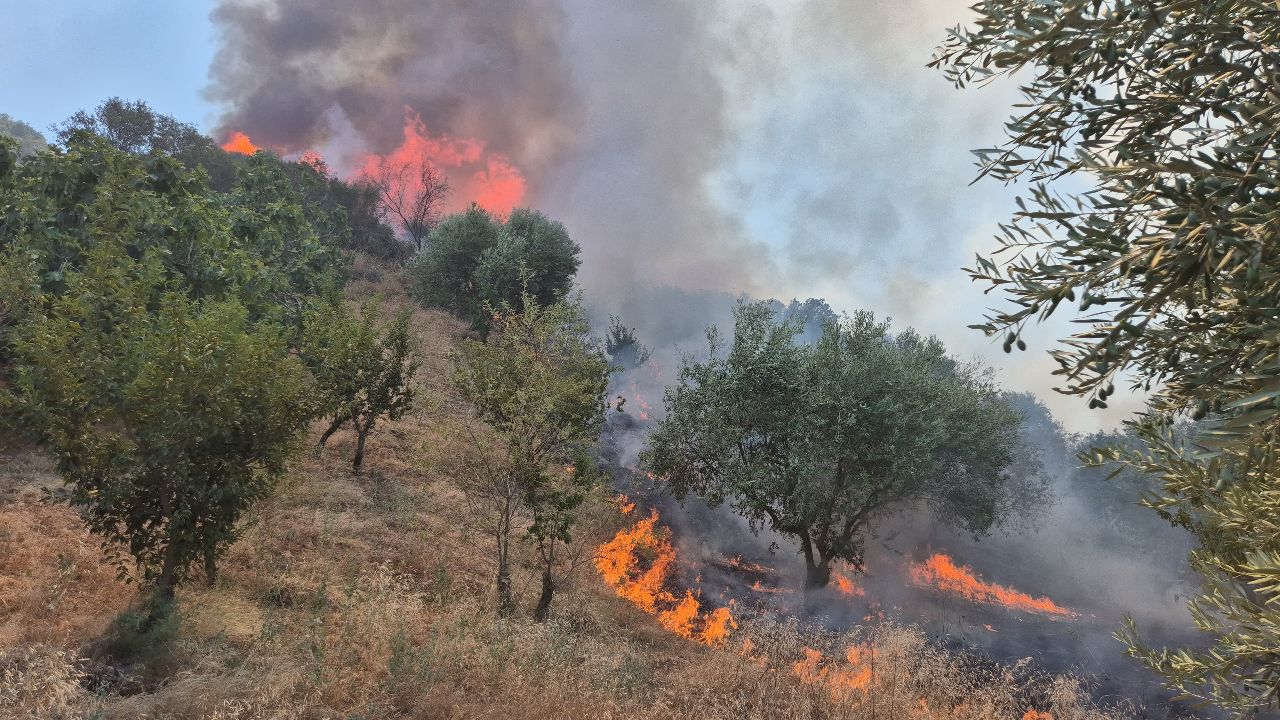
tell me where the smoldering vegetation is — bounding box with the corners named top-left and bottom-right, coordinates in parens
top-left (597, 289), bottom-right (1203, 715)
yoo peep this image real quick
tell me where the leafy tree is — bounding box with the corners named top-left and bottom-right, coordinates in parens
top-left (473, 209), bottom-right (581, 314)
top-left (934, 1), bottom-right (1280, 709)
top-left (409, 206), bottom-right (581, 332)
top-left (409, 204), bottom-right (504, 320)
top-left (453, 292), bottom-right (613, 618)
top-left (0, 133), bottom-right (247, 323)
top-left (55, 97), bottom-right (239, 189)
top-left (0, 113), bottom-right (47, 158)
top-left (226, 153), bottom-right (344, 322)
top-left (644, 302), bottom-right (1026, 591)
top-left (605, 316), bottom-right (652, 370)
top-left (302, 299), bottom-right (418, 472)
top-left (1, 245), bottom-right (311, 613)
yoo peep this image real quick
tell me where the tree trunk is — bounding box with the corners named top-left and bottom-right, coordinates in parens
top-left (534, 564), bottom-right (555, 622)
top-left (352, 421), bottom-right (370, 473)
top-left (204, 541), bottom-right (218, 587)
top-left (496, 536), bottom-right (515, 617)
top-left (317, 414), bottom-right (346, 448)
top-left (804, 558), bottom-right (831, 590)
top-left (800, 532), bottom-right (832, 589)
top-left (145, 536), bottom-right (180, 630)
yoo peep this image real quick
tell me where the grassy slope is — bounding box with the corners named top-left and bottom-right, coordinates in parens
top-left (0, 264), bottom-right (1132, 720)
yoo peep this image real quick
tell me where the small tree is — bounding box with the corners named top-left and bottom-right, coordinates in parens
top-left (453, 291), bottom-right (613, 618)
top-left (644, 302), bottom-right (1028, 591)
top-left (409, 206), bottom-right (582, 332)
top-left (605, 316), bottom-right (652, 370)
top-left (302, 299), bottom-right (418, 472)
top-left (4, 247), bottom-right (311, 613)
top-left (363, 150), bottom-right (449, 251)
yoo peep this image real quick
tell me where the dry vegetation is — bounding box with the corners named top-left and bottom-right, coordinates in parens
top-left (0, 263), bottom-right (1133, 720)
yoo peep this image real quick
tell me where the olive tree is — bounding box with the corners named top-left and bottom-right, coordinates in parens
top-left (934, 1), bottom-right (1280, 709)
top-left (453, 292), bottom-right (613, 618)
top-left (409, 206), bottom-right (581, 332)
top-left (644, 302), bottom-right (1027, 591)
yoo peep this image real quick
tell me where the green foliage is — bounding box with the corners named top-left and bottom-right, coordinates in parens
top-left (227, 153), bottom-right (345, 319)
top-left (643, 302), bottom-right (1027, 589)
top-left (302, 299), bottom-right (418, 472)
top-left (409, 206), bottom-right (581, 331)
top-left (3, 245), bottom-right (312, 597)
top-left (453, 291), bottom-right (613, 617)
top-left (605, 316), bottom-right (652, 370)
top-left (0, 122), bottom-right (341, 608)
top-left (475, 208), bottom-right (580, 311)
top-left (0, 132), bottom-right (248, 303)
top-left (409, 205), bottom-right (504, 320)
top-left (0, 113), bottom-right (48, 158)
top-left (55, 97), bottom-right (239, 190)
top-left (935, 0), bottom-right (1280, 710)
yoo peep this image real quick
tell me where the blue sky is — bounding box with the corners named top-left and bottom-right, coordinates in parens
top-left (2, 1), bottom-right (216, 135)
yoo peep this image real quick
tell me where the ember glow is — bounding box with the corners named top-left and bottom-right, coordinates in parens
top-left (357, 111), bottom-right (526, 216)
top-left (909, 553), bottom-right (1077, 619)
top-left (221, 131), bottom-right (259, 155)
top-left (595, 508), bottom-right (736, 645)
top-left (832, 568), bottom-right (866, 597)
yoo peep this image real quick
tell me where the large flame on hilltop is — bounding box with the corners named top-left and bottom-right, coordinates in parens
top-left (221, 131), bottom-right (259, 155)
top-left (909, 553), bottom-right (1077, 619)
top-left (595, 507), bottom-right (736, 645)
top-left (358, 111), bottom-right (526, 216)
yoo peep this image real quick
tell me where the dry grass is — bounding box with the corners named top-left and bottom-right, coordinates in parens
top-left (0, 261), bottom-right (1136, 720)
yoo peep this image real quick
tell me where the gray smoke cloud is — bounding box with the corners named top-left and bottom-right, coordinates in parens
top-left (208, 0), bottom-right (580, 180)
top-left (208, 0), bottom-right (1134, 431)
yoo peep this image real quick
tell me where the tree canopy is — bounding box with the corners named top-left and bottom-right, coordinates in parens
top-left (934, 0), bottom-right (1280, 709)
top-left (409, 206), bottom-right (581, 331)
top-left (0, 129), bottom-right (339, 612)
top-left (644, 302), bottom-right (1029, 590)
top-left (453, 291), bottom-right (613, 618)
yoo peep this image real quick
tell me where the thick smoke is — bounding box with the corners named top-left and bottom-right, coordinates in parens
top-left (208, 0), bottom-right (579, 183)
top-left (209, 2), bottom-right (1203, 712)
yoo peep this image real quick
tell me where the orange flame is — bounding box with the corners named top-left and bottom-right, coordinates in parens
top-left (221, 131), bottom-right (259, 155)
top-left (358, 111), bottom-right (525, 216)
top-left (595, 509), bottom-right (736, 645)
top-left (791, 644), bottom-right (877, 699)
top-left (909, 553), bottom-right (1077, 619)
top-left (832, 568), bottom-right (866, 597)
top-left (1024, 711), bottom-right (1053, 720)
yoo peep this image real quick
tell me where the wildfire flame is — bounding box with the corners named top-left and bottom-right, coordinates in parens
top-left (221, 131), bottom-right (259, 155)
top-left (832, 568), bottom-right (866, 597)
top-left (909, 553), bottom-right (1078, 619)
top-left (595, 508), bottom-right (736, 645)
top-left (791, 644), bottom-right (877, 699)
top-left (358, 111), bottom-right (526, 216)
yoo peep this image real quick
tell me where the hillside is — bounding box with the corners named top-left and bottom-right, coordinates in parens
top-left (0, 261), bottom-right (1138, 720)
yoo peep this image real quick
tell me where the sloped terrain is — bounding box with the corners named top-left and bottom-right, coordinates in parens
top-left (1, 268), bottom-right (1133, 720)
